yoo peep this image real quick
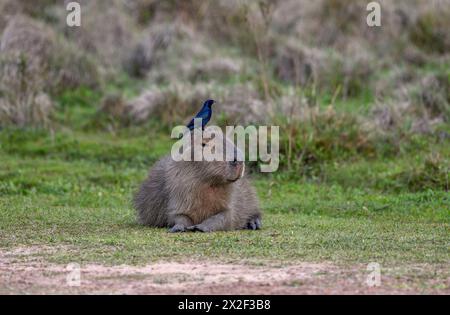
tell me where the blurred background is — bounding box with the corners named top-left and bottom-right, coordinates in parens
top-left (0, 0), bottom-right (449, 190)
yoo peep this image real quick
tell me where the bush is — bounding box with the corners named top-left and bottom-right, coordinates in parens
top-left (410, 5), bottom-right (450, 54)
top-left (120, 83), bottom-right (217, 127)
top-left (64, 0), bottom-right (138, 73)
top-left (0, 16), bottom-right (56, 127)
top-left (112, 81), bottom-right (269, 127)
top-left (273, 38), bottom-right (375, 98)
top-left (0, 15), bottom-right (100, 127)
top-left (416, 74), bottom-right (450, 122)
top-left (124, 22), bottom-right (179, 78)
top-left (277, 105), bottom-right (376, 173)
top-left (391, 153), bottom-right (449, 192)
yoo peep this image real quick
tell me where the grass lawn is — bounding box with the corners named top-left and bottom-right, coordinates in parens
top-left (1, 0), bottom-right (449, 294)
top-left (1, 128), bottom-right (448, 269)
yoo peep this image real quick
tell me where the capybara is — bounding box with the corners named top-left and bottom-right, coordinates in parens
top-left (133, 132), bottom-right (262, 232)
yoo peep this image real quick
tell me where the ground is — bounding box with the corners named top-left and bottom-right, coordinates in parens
top-left (1, 246), bottom-right (447, 294)
top-left (0, 127), bottom-right (448, 294)
top-left (1, 0), bottom-right (449, 295)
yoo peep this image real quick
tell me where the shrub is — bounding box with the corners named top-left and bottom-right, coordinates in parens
top-left (64, 0), bottom-right (138, 73)
top-left (121, 82), bottom-right (225, 127)
top-left (0, 15), bottom-right (100, 127)
top-left (0, 16), bottom-right (56, 127)
top-left (416, 74), bottom-right (450, 122)
top-left (114, 82), bottom-right (268, 127)
top-left (277, 105), bottom-right (376, 173)
top-left (410, 5), bottom-right (450, 54)
top-left (273, 38), bottom-right (375, 98)
top-left (391, 153), bottom-right (449, 192)
top-left (124, 22), bottom-right (180, 78)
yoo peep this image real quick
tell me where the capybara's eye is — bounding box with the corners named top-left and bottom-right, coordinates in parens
top-left (202, 143), bottom-right (206, 147)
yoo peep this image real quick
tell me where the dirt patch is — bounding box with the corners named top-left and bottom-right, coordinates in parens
top-left (0, 246), bottom-right (448, 294)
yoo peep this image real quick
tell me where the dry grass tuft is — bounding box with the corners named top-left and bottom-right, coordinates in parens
top-left (63, 0), bottom-right (138, 74)
top-left (410, 2), bottom-right (450, 55)
top-left (0, 15), bottom-right (99, 127)
top-left (391, 153), bottom-right (449, 192)
top-left (0, 16), bottom-right (56, 127)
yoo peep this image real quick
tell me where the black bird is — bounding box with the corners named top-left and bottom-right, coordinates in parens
top-left (186, 99), bottom-right (215, 130)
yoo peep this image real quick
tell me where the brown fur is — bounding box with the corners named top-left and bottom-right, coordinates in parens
top-left (133, 135), bottom-right (262, 232)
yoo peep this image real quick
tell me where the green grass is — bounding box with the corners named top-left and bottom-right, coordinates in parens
top-left (0, 128), bottom-right (448, 267)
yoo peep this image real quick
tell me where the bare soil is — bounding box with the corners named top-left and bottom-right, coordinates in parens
top-left (0, 246), bottom-right (448, 294)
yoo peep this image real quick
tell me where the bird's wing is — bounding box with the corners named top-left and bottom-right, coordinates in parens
top-left (186, 102), bottom-right (213, 129)
top-left (198, 110), bottom-right (210, 120)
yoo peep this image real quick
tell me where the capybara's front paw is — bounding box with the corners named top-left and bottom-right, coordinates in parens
top-left (245, 216), bottom-right (262, 230)
top-left (186, 224), bottom-right (211, 233)
top-left (168, 224), bottom-right (186, 233)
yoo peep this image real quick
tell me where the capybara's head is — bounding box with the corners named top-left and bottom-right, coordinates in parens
top-left (177, 131), bottom-right (245, 185)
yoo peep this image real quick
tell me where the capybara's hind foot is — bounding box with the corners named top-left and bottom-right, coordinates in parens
top-left (186, 224), bottom-right (211, 233)
top-left (168, 224), bottom-right (187, 233)
top-left (245, 216), bottom-right (262, 230)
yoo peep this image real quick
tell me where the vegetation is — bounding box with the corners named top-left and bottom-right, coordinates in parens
top-left (0, 101), bottom-right (448, 266)
top-left (0, 0), bottom-right (448, 293)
